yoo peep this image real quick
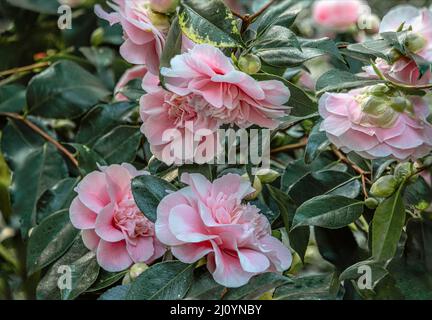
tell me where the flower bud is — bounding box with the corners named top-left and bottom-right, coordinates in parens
top-left (238, 54), bottom-right (262, 74)
top-left (243, 176), bottom-right (263, 200)
top-left (91, 27), bottom-right (104, 47)
top-left (361, 95), bottom-right (399, 128)
top-left (359, 13), bottom-right (380, 34)
top-left (367, 83), bottom-right (390, 97)
top-left (390, 96), bottom-right (413, 113)
top-left (129, 262), bottom-right (149, 280)
top-left (255, 168), bottom-right (280, 184)
top-left (405, 32), bottom-right (427, 54)
top-left (370, 175), bottom-right (399, 198)
top-left (150, 0), bottom-right (179, 14)
top-left (388, 48), bottom-right (402, 64)
top-left (364, 197), bottom-right (379, 209)
top-left (148, 10), bottom-right (170, 32)
top-left (394, 162), bottom-right (414, 181)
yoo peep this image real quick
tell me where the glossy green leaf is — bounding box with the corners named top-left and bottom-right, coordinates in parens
top-left (87, 270), bottom-right (127, 293)
top-left (6, 0), bottom-right (59, 14)
top-left (223, 273), bottom-right (290, 300)
top-left (0, 84), bottom-right (26, 113)
top-left (27, 60), bottom-right (109, 119)
top-left (93, 125), bottom-right (141, 164)
top-left (75, 101), bottom-right (137, 146)
top-left (273, 273), bottom-right (339, 300)
top-left (293, 195), bottom-right (364, 229)
top-left (126, 261), bottom-right (195, 300)
top-left (27, 209), bottom-right (79, 275)
top-left (179, 0), bottom-right (242, 48)
top-left (185, 267), bottom-right (224, 300)
top-left (372, 184), bottom-right (406, 262)
top-left (131, 175), bottom-right (177, 222)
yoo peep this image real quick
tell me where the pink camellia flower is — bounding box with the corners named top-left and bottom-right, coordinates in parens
top-left (114, 65), bottom-right (148, 101)
top-left (95, 0), bottom-right (167, 74)
top-left (362, 6), bottom-right (432, 85)
top-left (318, 85), bottom-right (432, 160)
top-left (312, 0), bottom-right (368, 31)
top-left (362, 57), bottom-right (432, 86)
top-left (69, 163), bottom-right (166, 272)
top-left (140, 72), bottom-right (220, 165)
top-left (160, 44), bottom-right (290, 129)
top-left (155, 173), bottom-right (292, 288)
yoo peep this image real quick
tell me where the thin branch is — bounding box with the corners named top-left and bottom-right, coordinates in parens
top-left (271, 139), bottom-right (307, 154)
top-left (249, 0), bottom-right (277, 22)
top-left (0, 62), bottom-right (50, 78)
top-left (234, 0), bottom-right (278, 34)
top-left (0, 112), bottom-right (78, 168)
top-left (331, 145), bottom-right (371, 185)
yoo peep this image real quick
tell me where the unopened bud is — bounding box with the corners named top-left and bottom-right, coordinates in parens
top-left (148, 10), bottom-right (170, 32)
top-left (388, 48), bottom-right (402, 64)
top-left (129, 262), bottom-right (149, 280)
top-left (243, 175), bottom-right (263, 200)
top-left (91, 27), bottom-right (104, 47)
top-left (150, 0), bottom-right (179, 14)
top-left (405, 32), bottom-right (427, 54)
top-left (364, 197), bottom-right (379, 209)
top-left (394, 162), bottom-right (414, 181)
top-left (358, 13), bottom-right (380, 34)
top-left (370, 175), bottom-right (399, 198)
top-left (390, 96), bottom-right (413, 113)
top-left (238, 54), bottom-right (261, 74)
top-left (255, 168), bottom-right (280, 184)
top-left (367, 83), bottom-right (390, 97)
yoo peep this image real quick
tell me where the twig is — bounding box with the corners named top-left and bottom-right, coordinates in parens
top-left (271, 139), bottom-right (307, 154)
top-left (234, 0), bottom-right (278, 34)
top-left (0, 62), bottom-right (50, 78)
top-left (0, 112), bottom-right (78, 167)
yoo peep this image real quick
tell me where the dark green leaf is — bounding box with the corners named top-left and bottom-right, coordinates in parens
top-left (0, 84), bottom-right (26, 113)
top-left (93, 125), bottom-right (141, 164)
top-left (68, 143), bottom-right (107, 176)
top-left (131, 175), bottom-right (177, 222)
top-left (273, 273), bottom-right (340, 300)
top-left (304, 121), bottom-right (328, 164)
top-left (87, 270), bottom-right (127, 293)
top-left (37, 177), bottom-right (79, 223)
top-left (185, 267), bottom-right (224, 300)
top-left (99, 284), bottom-right (131, 300)
top-left (76, 101), bottom-right (137, 146)
top-left (27, 209), bottom-right (79, 275)
top-left (6, 0), bottom-right (59, 14)
top-left (372, 184), bottom-right (406, 262)
top-left (126, 261), bottom-right (195, 300)
top-left (293, 195), bottom-right (364, 229)
top-left (223, 273), bottom-right (290, 300)
top-left (27, 60), bottom-right (109, 119)
top-left (316, 69), bottom-right (384, 94)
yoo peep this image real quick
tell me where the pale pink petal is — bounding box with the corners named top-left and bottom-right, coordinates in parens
top-left (97, 240), bottom-right (133, 272)
top-left (95, 204), bottom-right (125, 242)
top-left (82, 229), bottom-right (100, 251)
top-left (69, 197), bottom-right (97, 230)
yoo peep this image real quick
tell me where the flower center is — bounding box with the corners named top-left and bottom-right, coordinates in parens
top-left (165, 94), bottom-right (198, 127)
top-left (114, 199), bottom-right (154, 239)
top-left (355, 85), bottom-right (413, 128)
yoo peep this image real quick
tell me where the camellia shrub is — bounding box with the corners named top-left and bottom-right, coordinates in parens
top-left (0, 0), bottom-right (432, 300)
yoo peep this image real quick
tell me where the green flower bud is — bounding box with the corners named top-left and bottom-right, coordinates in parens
top-left (370, 175), bottom-right (399, 198)
top-left (394, 162), bottom-right (414, 181)
top-left (405, 32), bottom-right (427, 54)
top-left (90, 27), bottom-right (104, 47)
top-left (365, 197), bottom-right (379, 209)
top-left (129, 262), bottom-right (149, 280)
top-left (148, 10), bottom-right (170, 32)
top-left (367, 83), bottom-right (391, 97)
top-left (255, 168), bottom-right (280, 184)
top-left (388, 48), bottom-right (402, 64)
top-left (122, 273), bottom-right (131, 285)
top-left (243, 175), bottom-right (263, 200)
top-left (390, 96), bottom-right (413, 113)
top-left (238, 54), bottom-right (262, 74)
top-left (361, 95), bottom-right (399, 128)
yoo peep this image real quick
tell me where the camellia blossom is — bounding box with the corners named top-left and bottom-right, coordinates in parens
top-left (95, 0), bottom-right (167, 74)
top-left (155, 173), bottom-right (292, 288)
top-left (114, 65), bottom-right (148, 101)
top-left (318, 85), bottom-right (432, 160)
top-left (140, 72), bottom-right (220, 165)
top-left (161, 44), bottom-right (290, 129)
top-left (362, 5), bottom-right (432, 85)
top-left (312, 0), bottom-right (368, 31)
top-left (69, 163), bottom-right (166, 272)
